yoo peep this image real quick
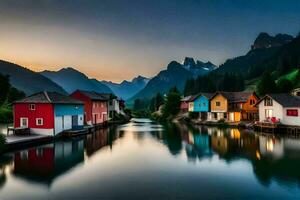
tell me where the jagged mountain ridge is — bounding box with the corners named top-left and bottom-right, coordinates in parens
top-left (101, 75), bottom-right (149, 100)
top-left (129, 58), bottom-right (216, 102)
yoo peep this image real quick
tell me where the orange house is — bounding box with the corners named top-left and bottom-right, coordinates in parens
top-left (208, 92), bottom-right (259, 122)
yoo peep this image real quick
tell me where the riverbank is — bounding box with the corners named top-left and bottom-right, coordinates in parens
top-left (0, 118), bottom-right (130, 154)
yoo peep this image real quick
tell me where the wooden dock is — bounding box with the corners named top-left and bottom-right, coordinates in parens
top-left (254, 122), bottom-right (300, 135)
top-left (5, 134), bottom-right (53, 150)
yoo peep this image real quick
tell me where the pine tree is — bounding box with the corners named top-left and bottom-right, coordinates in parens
top-left (256, 72), bottom-right (277, 95)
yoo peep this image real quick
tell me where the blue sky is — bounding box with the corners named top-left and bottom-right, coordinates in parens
top-left (0, 0), bottom-right (299, 82)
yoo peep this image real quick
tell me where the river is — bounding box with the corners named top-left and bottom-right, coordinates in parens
top-left (0, 119), bottom-right (300, 199)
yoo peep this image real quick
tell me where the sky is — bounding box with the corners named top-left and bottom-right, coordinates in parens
top-left (0, 0), bottom-right (300, 83)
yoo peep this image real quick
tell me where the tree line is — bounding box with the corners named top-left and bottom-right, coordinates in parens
top-left (184, 72), bottom-right (245, 96)
top-left (0, 73), bottom-right (25, 123)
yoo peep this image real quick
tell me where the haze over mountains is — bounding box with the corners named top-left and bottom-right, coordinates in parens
top-left (102, 76), bottom-right (150, 100)
top-left (0, 32), bottom-right (298, 104)
top-left (40, 68), bottom-right (112, 94)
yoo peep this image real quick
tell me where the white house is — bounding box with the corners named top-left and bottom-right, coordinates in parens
top-left (256, 94), bottom-right (300, 126)
top-left (291, 88), bottom-right (300, 97)
top-left (100, 94), bottom-right (121, 119)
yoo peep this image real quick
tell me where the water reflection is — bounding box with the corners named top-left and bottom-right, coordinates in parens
top-left (0, 121), bottom-right (300, 198)
top-left (13, 139), bottom-right (84, 186)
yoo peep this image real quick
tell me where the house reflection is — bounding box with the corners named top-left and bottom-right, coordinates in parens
top-left (0, 154), bottom-right (13, 189)
top-left (13, 138), bottom-right (84, 186)
top-left (85, 129), bottom-right (110, 157)
top-left (179, 124), bottom-right (213, 162)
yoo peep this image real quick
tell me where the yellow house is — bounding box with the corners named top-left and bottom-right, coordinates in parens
top-left (208, 92), bottom-right (258, 122)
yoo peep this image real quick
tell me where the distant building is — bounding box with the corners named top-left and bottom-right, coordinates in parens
top-left (208, 92), bottom-right (259, 122)
top-left (14, 91), bottom-right (84, 136)
top-left (180, 95), bottom-right (193, 113)
top-left (70, 90), bottom-right (108, 125)
top-left (256, 93), bottom-right (300, 126)
top-left (100, 94), bottom-right (121, 119)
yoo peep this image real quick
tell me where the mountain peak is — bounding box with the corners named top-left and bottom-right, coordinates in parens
top-left (252, 32), bottom-right (294, 50)
top-left (167, 61), bottom-right (182, 70)
top-left (183, 57), bottom-right (196, 67)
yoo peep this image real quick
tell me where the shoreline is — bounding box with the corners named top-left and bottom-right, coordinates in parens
top-left (1, 119), bottom-right (129, 154)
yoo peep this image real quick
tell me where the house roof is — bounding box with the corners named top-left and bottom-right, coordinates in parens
top-left (190, 93), bottom-right (214, 101)
top-left (76, 90), bottom-right (107, 101)
top-left (181, 95), bottom-right (193, 102)
top-left (100, 93), bottom-right (117, 100)
top-left (256, 93), bottom-right (300, 107)
top-left (212, 92), bottom-right (256, 103)
top-left (15, 91), bottom-right (83, 104)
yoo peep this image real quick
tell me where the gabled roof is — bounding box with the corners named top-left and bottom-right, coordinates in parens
top-left (15, 91), bottom-right (83, 104)
top-left (75, 90), bottom-right (107, 101)
top-left (256, 93), bottom-right (300, 107)
top-left (100, 93), bottom-right (117, 100)
top-left (211, 91), bottom-right (257, 103)
top-left (190, 93), bottom-right (214, 101)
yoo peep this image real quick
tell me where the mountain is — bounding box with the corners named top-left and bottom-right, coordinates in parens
top-left (251, 33), bottom-right (294, 50)
top-left (0, 60), bottom-right (67, 95)
top-left (182, 57), bottom-right (217, 77)
top-left (217, 33), bottom-right (294, 74)
top-left (129, 58), bottom-right (216, 102)
top-left (101, 75), bottom-right (149, 100)
top-left (40, 67), bottom-right (112, 94)
top-left (253, 33), bottom-right (300, 76)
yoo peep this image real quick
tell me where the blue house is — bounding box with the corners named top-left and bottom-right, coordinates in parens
top-left (189, 93), bottom-right (214, 120)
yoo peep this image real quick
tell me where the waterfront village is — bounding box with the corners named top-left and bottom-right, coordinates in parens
top-left (3, 88), bottom-right (300, 150)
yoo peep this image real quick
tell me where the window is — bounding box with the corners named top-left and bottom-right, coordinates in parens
top-left (203, 103), bottom-right (206, 107)
top-left (29, 104), bottom-right (35, 110)
top-left (264, 97), bottom-right (273, 106)
top-left (216, 102), bottom-right (221, 106)
top-left (109, 101), bottom-right (113, 106)
top-left (287, 109), bottom-right (298, 117)
top-left (36, 118), bottom-right (43, 126)
top-left (250, 99), bottom-right (256, 105)
top-left (20, 118), bottom-right (28, 127)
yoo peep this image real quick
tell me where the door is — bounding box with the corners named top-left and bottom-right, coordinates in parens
top-left (229, 113), bottom-right (234, 122)
top-left (265, 109), bottom-right (273, 118)
top-left (55, 116), bottom-right (63, 135)
top-left (72, 115), bottom-right (78, 127)
top-left (20, 118), bottom-right (28, 128)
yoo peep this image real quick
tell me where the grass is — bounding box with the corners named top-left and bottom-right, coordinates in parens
top-left (276, 69), bottom-right (299, 84)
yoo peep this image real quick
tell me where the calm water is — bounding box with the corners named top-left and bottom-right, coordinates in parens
top-left (0, 119), bottom-right (300, 199)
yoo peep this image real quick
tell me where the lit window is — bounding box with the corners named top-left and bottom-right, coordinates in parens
top-left (29, 104), bottom-right (35, 110)
top-left (264, 97), bottom-right (273, 106)
top-left (287, 109), bottom-right (298, 117)
top-left (36, 118), bottom-right (43, 126)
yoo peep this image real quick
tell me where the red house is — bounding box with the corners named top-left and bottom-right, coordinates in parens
top-left (70, 90), bottom-right (109, 125)
top-left (180, 95), bottom-right (193, 112)
top-left (14, 91), bottom-right (84, 136)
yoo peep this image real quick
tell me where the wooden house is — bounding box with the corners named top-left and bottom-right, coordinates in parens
top-left (180, 96), bottom-right (193, 112)
top-left (14, 91), bottom-right (84, 136)
top-left (208, 92), bottom-right (259, 122)
top-left (70, 90), bottom-right (109, 125)
top-left (188, 93), bottom-right (214, 120)
top-left (256, 93), bottom-right (300, 126)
